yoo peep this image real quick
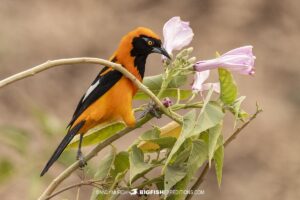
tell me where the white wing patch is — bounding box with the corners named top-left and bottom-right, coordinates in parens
top-left (82, 79), bottom-right (100, 102)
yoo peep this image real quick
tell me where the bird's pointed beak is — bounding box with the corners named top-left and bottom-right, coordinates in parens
top-left (151, 47), bottom-right (171, 60)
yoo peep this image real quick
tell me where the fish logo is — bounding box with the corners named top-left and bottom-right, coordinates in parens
top-left (129, 188), bottom-right (138, 195)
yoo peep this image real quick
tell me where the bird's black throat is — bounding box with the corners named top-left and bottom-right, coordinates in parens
top-left (132, 54), bottom-right (147, 79)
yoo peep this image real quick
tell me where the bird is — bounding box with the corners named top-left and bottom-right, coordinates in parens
top-left (40, 27), bottom-right (170, 176)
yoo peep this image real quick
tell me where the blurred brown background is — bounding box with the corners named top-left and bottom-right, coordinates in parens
top-left (0, 0), bottom-right (299, 199)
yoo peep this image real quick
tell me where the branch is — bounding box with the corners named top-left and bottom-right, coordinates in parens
top-left (185, 107), bottom-right (263, 200)
top-left (0, 57), bottom-right (182, 123)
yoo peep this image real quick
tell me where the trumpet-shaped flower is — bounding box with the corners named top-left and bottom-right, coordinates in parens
top-left (194, 46), bottom-right (256, 75)
top-left (192, 70), bottom-right (220, 94)
top-left (163, 16), bottom-right (194, 57)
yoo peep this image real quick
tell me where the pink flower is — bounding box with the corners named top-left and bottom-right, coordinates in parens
top-left (192, 70), bottom-right (220, 93)
top-left (194, 46), bottom-right (256, 75)
top-left (163, 16), bottom-right (194, 57)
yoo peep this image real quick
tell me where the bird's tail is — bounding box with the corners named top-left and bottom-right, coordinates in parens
top-left (40, 120), bottom-right (85, 176)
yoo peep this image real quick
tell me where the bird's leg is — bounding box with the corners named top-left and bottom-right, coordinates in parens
top-left (76, 133), bottom-right (87, 168)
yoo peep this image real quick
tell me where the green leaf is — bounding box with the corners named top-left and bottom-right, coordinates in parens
top-left (139, 137), bottom-right (177, 152)
top-left (91, 149), bottom-right (115, 200)
top-left (168, 75), bottom-right (188, 88)
top-left (164, 165), bottom-right (187, 192)
top-left (165, 89), bottom-right (223, 168)
top-left (232, 96), bottom-right (246, 116)
top-left (129, 145), bottom-right (153, 183)
top-left (218, 68), bottom-right (238, 104)
top-left (208, 124), bottom-right (222, 166)
top-left (138, 127), bottom-right (177, 152)
top-left (91, 148), bottom-right (127, 200)
top-left (140, 127), bottom-right (160, 140)
top-left (111, 151), bottom-right (129, 177)
top-left (94, 146), bottom-right (116, 180)
top-left (165, 110), bottom-right (196, 166)
top-left (143, 74), bottom-right (163, 91)
top-left (191, 87), bottom-right (224, 137)
top-left (142, 74), bottom-right (187, 91)
top-left (138, 122), bottom-right (182, 152)
top-left (230, 96), bottom-right (249, 125)
top-left (106, 171), bottom-right (127, 200)
top-left (134, 89), bottom-right (191, 100)
top-left (135, 74), bottom-right (189, 100)
top-left (149, 137), bottom-right (177, 150)
top-left (188, 140), bottom-right (208, 175)
top-left (214, 135), bottom-right (224, 187)
top-left (68, 122), bottom-right (125, 148)
top-left (168, 140), bottom-right (208, 200)
top-left (193, 103), bottom-right (224, 137)
top-left (169, 140), bottom-right (192, 166)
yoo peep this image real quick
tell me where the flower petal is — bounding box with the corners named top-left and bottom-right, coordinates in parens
top-left (223, 45), bottom-right (253, 56)
top-left (192, 71), bottom-right (210, 92)
top-left (194, 46), bottom-right (256, 75)
top-left (163, 16), bottom-right (194, 55)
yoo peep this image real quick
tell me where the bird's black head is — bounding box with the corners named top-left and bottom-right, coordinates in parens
top-left (130, 34), bottom-right (170, 79)
top-left (131, 35), bottom-right (171, 59)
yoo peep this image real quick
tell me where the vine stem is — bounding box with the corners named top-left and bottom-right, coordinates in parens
top-left (185, 107), bottom-right (263, 200)
top-left (0, 57), bottom-right (182, 123)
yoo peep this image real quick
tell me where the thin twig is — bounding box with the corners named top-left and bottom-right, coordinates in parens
top-left (185, 107), bottom-right (262, 200)
top-left (75, 185), bottom-right (80, 200)
top-left (0, 57), bottom-right (182, 123)
top-left (171, 102), bottom-right (203, 111)
top-left (45, 179), bottom-right (102, 200)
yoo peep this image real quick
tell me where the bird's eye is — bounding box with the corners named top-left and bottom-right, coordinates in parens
top-left (147, 40), bottom-right (153, 46)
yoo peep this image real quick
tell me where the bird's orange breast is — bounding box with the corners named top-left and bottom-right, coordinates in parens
top-left (73, 76), bottom-right (137, 133)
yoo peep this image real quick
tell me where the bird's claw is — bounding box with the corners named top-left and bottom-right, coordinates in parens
top-left (138, 101), bottom-right (162, 119)
top-left (147, 102), bottom-right (162, 118)
top-left (76, 151), bottom-right (87, 168)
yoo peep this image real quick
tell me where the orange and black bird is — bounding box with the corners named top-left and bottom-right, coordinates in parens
top-left (40, 27), bottom-right (170, 176)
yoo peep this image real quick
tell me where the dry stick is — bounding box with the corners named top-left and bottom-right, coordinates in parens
top-left (0, 57), bottom-right (182, 123)
top-left (185, 108), bottom-right (263, 200)
top-left (38, 114), bottom-right (153, 200)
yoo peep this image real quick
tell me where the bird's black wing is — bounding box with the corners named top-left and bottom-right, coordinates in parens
top-left (67, 67), bottom-right (122, 128)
